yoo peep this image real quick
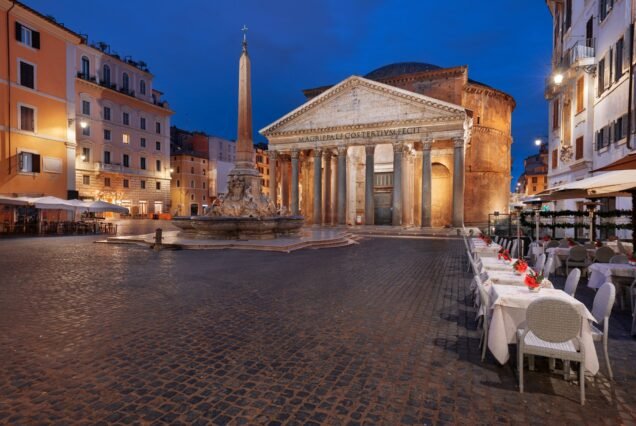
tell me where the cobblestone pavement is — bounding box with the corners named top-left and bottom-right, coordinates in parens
top-left (0, 236), bottom-right (635, 425)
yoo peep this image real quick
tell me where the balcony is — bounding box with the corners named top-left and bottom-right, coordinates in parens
top-left (545, 39), bottom-right (596, 99)
top-left (569, 39), bottom-right (595, 68)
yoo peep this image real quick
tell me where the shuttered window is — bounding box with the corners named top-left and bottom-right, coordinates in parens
top-left (615, 38), bottom-right (624, 81)
top-left (552, 99), bottom-right (560, 129)
top-left (575, 136), bottom-right (584, 160)
top-left (19, 105), bottom-right (35, 131)
top-left (598, 58), bottom-right (605, 96)
top-left (576, 77), bottom-right (584, 113)
top-left (19, 61), bottom-right (34, 88)
top-left (552, 150), bottom-right (558, 169)
top-left (15, 22), bottom-right (40, 49)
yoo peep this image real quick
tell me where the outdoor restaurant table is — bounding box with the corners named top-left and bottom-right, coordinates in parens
top-left (587, 263), bottom-right (636, 289)
top-left (470, 238), bottom-right (501, 256)
top-left (486, 284), bottom-right (599, 374)
top-left (545, 247), bottom-right (596, 273)
top-left (480, 257), bottom-right (516, 272)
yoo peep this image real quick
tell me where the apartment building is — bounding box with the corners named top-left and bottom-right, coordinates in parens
top-left (517, 143), bottom-right (549, 196)
top-left (0, 1), bottom-right (82, 198)
top-left (254, 142), bottom-right (270, 197)
top-left (170, 151), bottom-right (209, 216)
top-left (74, 42), bottom-right (173, 216)
top-left (545, 0), bottom-right (635, 211)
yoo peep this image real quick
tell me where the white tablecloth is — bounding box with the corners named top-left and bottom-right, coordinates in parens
top-left (480, 257), bottom-right (515, 272)
top-left (587, 263), bottom-right (636, 289)
top-left (471, 238), bottom-right (501, 255)
top-left (545, 247), bottom-right (595, 273)
top-left (606, 241), bottom-right (633, 255)
top-left (486, 284), bottom-right (599, 374)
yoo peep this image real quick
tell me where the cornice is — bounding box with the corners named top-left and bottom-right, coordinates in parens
top-left (375, 66), bottom-right (467, 87)
top-left (471, 125), bottom-right (511, 139)
top-left (261, 76), bottom-right (465, 135)
top-left (464, 83), bottom-right (516, 108)
top-left (3, 1), bottom-right (82, 43)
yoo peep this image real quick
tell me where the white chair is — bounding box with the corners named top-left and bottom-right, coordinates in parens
top-left (474, 275), bottom-right (490, 362)
top-left (563, 268), bottom-right (581, 297)
top-left (517, 297), bottom-right (586, 405)
top-left (511, 240), bottom-right (518, 259)
top-left (534, 253), bottom-right (546, 275)
top-left (566, 246), bottom-right (590, 276)
top-left (609, 254), bottom-right (629, 264)
top-left (590, 282), bottom-right (616, 380)
top-left (543, 255), bottom-right (554, 278)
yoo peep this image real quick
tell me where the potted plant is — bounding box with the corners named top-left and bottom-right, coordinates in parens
top-left (512, 259), bottom-right (528, 275)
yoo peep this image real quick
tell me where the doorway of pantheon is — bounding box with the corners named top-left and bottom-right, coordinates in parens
top-left (373, 172), bottom-right (393, 225)
top-left (431, 163), bottom-right (452, 227)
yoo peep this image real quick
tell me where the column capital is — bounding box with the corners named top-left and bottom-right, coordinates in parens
top-left (312, 148), bottom-right (323, 158)
top-left (422, 140), bottom-right (433, 151)
top-left (322, 149), bottom-right (332, 160)
top-left (337, 145), bottom-right (348, 156)
top-left (267, 150), bottom-right (278, 159)
top-left (452, 137), bottom-right (465, 148)
top-left (290, 149), bottom-right (300, 159)
top-left (392, 141), bottom-right (404, 153)
top-left (365, 144), bottom-right (376, 156)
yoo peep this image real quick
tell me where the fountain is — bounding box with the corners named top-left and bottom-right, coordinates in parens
top-left (172, 27), bottom-right (303, 240)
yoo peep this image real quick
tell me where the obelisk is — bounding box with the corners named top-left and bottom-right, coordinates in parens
top-left (229, 25), bottom-right (260, 189)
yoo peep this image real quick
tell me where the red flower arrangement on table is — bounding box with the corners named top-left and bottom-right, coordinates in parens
top-left (498, 248), bottom-right (511, 262)
top-left (629, 256), bottom-right (636, 266)
top-left (542, 235), bottom-right (551, 242)
top-left (567, 238), bottom-right (577, 247)
top-left (512, 259), bottom-right (528, 274)
top-left (524, 269), bottom-right (544, 291)
top-left (478, 233), bottom-right (492, 246)
top-left (595, 240), bottom-right (603, 248)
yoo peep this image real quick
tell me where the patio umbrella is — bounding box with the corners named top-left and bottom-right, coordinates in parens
top-left (87, 200), bottom-right (129, 214)
top-left (32, 196), bottom-right (77, 211)
top-left (0, 195), bottom-right (32, 206)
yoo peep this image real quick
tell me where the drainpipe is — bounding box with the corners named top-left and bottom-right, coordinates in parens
top-left (6, 1), bottom-right (16, 174)
top-left (628, 2), bottom-right (635, 149)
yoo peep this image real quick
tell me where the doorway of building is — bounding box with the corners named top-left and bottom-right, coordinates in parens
top-left (190, 203), bottom-right (199, 215)
top-left (373, 172), bottom-right (393, 225)
top-left (431, 163), bottom-right (452, 227)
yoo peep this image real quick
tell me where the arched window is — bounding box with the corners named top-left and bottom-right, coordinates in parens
top-left (122, 72), bottom-right (129, 91)
top-left (139, 80), bottom-right (146, 95)
top-left (102, 64), bottom-right (111, 85)
top-left (81, 56), bottom-right (90, 78)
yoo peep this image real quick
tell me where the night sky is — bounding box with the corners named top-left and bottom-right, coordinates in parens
top-left (25, 0), bottom-right (553, 188)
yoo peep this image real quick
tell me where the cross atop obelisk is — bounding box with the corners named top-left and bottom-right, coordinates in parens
top-left (241, 25), bottom-right (248, 50)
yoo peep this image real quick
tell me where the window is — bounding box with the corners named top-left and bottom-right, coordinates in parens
top-left (104, 129), bottom-right (111, 140)
top-left (614, 115), bottom-right (628, 142)
top-left (123, 112), bottom-right (130, 125)
top-left (596, 126), bottom-right (610, 150)
top-left (82, 100), bottom-right (90, 116)
top-left (122, 133), bottom-right (130, 144)
top-left (140, 80), bottom-right (146, 95)
top-left (154, 201), bottom-right (163, 213)
top-left (19, 105), bottom-right (35, 131)
top-left (122, 73), bottom-right (129, 91)
top-left (104, 151), bottom-right (111, 164)
top-left (104, 106), bottom-right (111, 121)
top-left (176, 166), bottom-right (180, 173)
top-left (19, 61), bottom-right (34, 89)
top-left (82, 147), bottom-right (90, 162)
top-left (140, 137), bottom-right (146, 148)
top-left (15, 23), bottom-right (40, 49)
top-left (18, 151), bottom-right (40, 173)
top-left (156, 182), bottom-right (161, 190)
top-left (531, 176), bottom-right (538, 183)
top-left (191, 166), bottom-right (194, 173)
top-left (552, 99), bottom-right (559, 129)
top-left (102, 64), bottom-right (111, 85)
top-left (599, 0), bottom-right (613, 22)
top-left (615, 37), bottom-right (624, 82)
top-left (140, 157), bottom-right (146, 170)
top-left (140, 117), bottom-right (146, 130)
top-left (81, 56), bottom-right (89, 78)
top-left (83, 175), bottom-right (90, 185)
top-left (575, 136), bottom-right (584, 160)
top-left (202, 182), bottom-right (206, 189)
top-left (176, 180), bottom-right (180, 187)
top-left (598, 58), bottom-right (606, 96)
top-left (576, 77), bottom-right (584, 113)
top-left (155, 122), bottom-right (161, 134)
top-left (156, 141), bottom-right (161, 151)
top-left (140, 180), bottom-right (146, 189)
top-left (564, 0), bottom-right (572, 30)
top-left (123, 179), bottom-right (129, 188)
top-left (156, 160), bottom-right (161, 171)
top-left (551, 149), bottom-right (558, 169)
top-left (190, 180), bottom-right (194, 188)
top-left (123, 154), bottom-right (130, 168)
top-left (104, 177), bottom-right (111, 187)
top-left (82, 124), bottom-right (90, 136)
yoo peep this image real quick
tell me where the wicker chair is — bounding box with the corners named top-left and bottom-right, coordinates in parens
top-left (590, 282), bottom-right (616, 380)
top-left (546, 240), bottom-right (560, 249)
top-left (517, 297), bottom-right (585, 405)
top-left (563, 268), bottom-right (581, 297)
top-left (566, 246), bottom-right (590, 276)
top-left (609, 254), bottom-right (629, 264)
top-left (595, 246), bottom-right (615, 263)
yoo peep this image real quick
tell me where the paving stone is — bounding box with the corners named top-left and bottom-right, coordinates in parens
top-left (0, 236), bottom-right (634, 424)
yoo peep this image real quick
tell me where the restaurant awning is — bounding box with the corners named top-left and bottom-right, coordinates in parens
top-left (535, 170), bottom-right (636, 200)
top-left (0, 195), bottom-right (32, 206)
top-left (592, 152), bottom-right (636, 172)
top-left (31, 196), bottom-right (78, 211)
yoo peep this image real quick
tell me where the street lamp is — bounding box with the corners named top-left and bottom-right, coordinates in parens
top-left (79, 120), bottom-right (88, 129)
top-left (584, 201), bottom-right (601, 243)
top-left (534, 138), bottom-right (542, 147)
top-left (553, 73), bottom-right (564, 85)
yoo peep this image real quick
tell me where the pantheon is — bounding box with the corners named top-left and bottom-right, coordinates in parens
top-left (260, 62), bottom-right (515, 227)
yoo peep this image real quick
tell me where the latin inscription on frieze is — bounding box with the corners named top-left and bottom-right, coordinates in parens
top-left (297, 127), bottom-right (423, 143)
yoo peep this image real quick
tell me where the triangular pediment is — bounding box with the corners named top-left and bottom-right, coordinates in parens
top-left (260, 76), bottom-right (466, 136)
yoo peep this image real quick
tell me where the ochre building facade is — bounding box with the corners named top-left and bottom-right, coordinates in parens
top-left (261, 63), bottom-right (515, 227)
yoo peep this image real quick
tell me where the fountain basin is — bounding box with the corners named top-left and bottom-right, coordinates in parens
top-left (172, 215), bottom-right (304, 240)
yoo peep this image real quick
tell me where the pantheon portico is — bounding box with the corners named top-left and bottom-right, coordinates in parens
top-left (261, 75), bottom-right (472, 227)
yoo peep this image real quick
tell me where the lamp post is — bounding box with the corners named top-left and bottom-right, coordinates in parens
top-left (513, 204), bottom-right (524, 259)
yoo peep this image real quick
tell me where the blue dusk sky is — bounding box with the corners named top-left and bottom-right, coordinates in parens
top-left (25, 0), bottom-right (553, 188)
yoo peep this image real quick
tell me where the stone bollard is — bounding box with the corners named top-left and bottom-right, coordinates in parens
top-left (153, 228), bottom-right (163, 251)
